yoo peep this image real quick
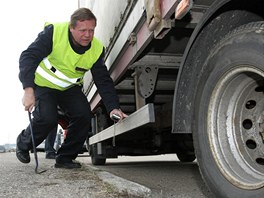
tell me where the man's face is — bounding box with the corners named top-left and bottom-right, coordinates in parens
top-left (70, 19), bottom-right (96, 47)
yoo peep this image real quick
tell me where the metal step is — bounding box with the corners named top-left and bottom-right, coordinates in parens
top-left (89, 103), bottom-right (155, 145)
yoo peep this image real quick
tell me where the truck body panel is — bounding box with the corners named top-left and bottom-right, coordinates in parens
top-left (77, 0), bottom-right (264, 197)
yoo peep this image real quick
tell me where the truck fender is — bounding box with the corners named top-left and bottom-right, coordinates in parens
top-left (172, 0), bottom-right (263, 133)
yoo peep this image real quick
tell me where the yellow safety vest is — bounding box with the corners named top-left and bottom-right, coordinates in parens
top-left (35, 22), bottom-right (104, 90)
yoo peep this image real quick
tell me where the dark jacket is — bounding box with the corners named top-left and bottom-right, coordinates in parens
top-left (19, 24), bottom-right (119, 113)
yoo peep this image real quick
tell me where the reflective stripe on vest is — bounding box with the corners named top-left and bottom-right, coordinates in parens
top-left (42, 58), bottom-right (81, 84)
top-left (36, 66), bottom-right (72, 88)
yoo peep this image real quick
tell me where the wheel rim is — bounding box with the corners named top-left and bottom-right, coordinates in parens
top-left (208, 66), bottom-right (264, 190)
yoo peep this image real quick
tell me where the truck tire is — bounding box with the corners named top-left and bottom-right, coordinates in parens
top-left (89, 107), bottom-right (109, 165)
top-left (90, 144), bottom-right (106, 165)
top-left (193, 21), bottom-right (264, 197)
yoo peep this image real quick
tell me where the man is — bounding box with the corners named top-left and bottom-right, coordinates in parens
top-left (16, 8), bottom-right (127, 169)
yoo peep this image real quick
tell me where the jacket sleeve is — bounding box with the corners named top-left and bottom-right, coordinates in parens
top-left (19, 25), bottom-right (53, 89)
top-left (90, 51), bottom-right (120, 113)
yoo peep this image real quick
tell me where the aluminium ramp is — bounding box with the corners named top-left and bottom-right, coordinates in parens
top-left (89, 103), bottom-right (155, 145)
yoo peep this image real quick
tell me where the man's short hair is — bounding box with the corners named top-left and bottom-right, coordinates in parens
top-left (70, 8), bottom-right (97, 28)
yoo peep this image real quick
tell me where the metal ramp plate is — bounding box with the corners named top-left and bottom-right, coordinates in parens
top-left (89, 103), bottom-right (155, 145)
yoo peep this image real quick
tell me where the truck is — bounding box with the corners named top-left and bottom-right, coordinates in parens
top-left (72, 0), bottom-right (264, 197)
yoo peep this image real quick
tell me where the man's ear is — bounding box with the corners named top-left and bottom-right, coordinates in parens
top-left (69, 25), bottom-right (73, 33)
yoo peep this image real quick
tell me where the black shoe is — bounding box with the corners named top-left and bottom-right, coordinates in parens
top-left (46, 152), bottom-right (56, 159)
top-left (16, 147), bottom-right (30, 164)
top-left (55, 161), bottom-right (82, 169)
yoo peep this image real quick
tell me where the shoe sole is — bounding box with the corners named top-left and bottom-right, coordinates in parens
top-left (16, 152), bottom-right (30, 164)
top-left (16, 155), bottom-right (30, 164)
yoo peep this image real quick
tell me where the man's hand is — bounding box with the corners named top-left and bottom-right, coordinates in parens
top-left (110, 109), bottom-right (128, 122)
top-left (22, 87), bottom-right (35, 112)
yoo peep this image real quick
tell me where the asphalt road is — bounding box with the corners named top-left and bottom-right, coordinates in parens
top-left (82, 154), bottom-right (214, 198)
top-left (0, 152), bottom-right (124, 198)
top-left (1, 152), bottom-right (214, 198)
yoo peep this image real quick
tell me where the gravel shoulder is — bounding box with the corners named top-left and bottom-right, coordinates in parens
top-left (0, 152), bottom-right (126, 198)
